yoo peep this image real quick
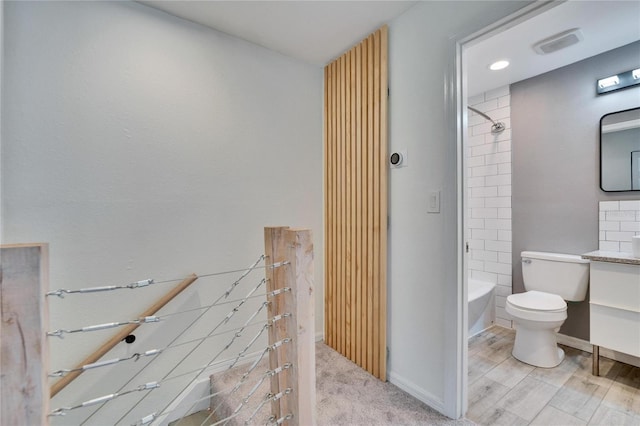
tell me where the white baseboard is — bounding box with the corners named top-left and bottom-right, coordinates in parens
top-left (158, 349), bottom-right (264, 425)
top-left (388, 370), bottom-right (446, 416)
top-left (557, 333), bottom-right (640, 368)
top-left (159, 378), bottom-right (212, 426)
top-left (315, 331), bottom-right (324, 342)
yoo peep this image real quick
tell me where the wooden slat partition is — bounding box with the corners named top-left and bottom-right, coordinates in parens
top-left (324, 26), bottom-right (388, 380)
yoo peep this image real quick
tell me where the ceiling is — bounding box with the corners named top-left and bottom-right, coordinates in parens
top-left (466, 1), bottom-right (640, 96)
top-left (139, 1), bottom-right (640, 95)
top-left (139, 1), bottom-right (417, 65)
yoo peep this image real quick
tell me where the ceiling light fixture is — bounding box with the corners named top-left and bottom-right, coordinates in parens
top-left (598, 76), bottom-right (620, 89)
top-left (489, 60), bottom-right (509, 71)
top-left (597, 68), bottom-right (640, 95)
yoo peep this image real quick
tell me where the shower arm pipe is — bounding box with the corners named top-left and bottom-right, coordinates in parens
top-left (467, 106), bottom-right (496, 125)
top-left (467, 106), bottom-right (506, 133)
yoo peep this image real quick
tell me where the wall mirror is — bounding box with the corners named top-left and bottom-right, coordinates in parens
top-left (600, 107), bottom-right (640, 192)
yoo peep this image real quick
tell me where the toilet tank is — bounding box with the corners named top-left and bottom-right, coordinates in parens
top-left (521, 251), bottom-right (590, 302)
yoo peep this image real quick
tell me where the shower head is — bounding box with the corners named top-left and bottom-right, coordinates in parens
top-left (467, 106), bottom-right (506, 134)
top-left (490, 121), bottom-right (506, 134)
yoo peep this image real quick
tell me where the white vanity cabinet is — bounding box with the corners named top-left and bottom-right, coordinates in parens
top-left (582, 251), bottom-right (640, 375)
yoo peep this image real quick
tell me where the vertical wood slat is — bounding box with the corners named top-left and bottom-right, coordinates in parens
top-left (325, 63), bottom-right (337, 346)
top-left (366, 31), bottom-right (375, 374)
top-left (323, 26), bottom-right (388, 380)
top-left (323, 63), bottom-right (331, 350)
top-left (331, 59), bottom-right (338, 350)
top-left (349, 45), bottom-right (357, 361)
top-left (372, 29), bottom-right (381, 378)
top-left (379, 26), bottom-right (389, 378)
top-left (339, 54), bottom-right (346, 355)
top-left (359, 35), bottom-right (369, 372)
top-left (1, 244), bottom-right (50, 426)
top-left (345, 49), bottom-right (352, 361)
top-left (354, 42), bottom-right (362, 368)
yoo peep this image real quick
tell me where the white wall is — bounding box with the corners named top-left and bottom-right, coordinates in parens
top-left (467, 86), bottom-right (513, 329)
top-left (387, 1), bottom-right (528, 417)
top-left (2, 1), bottom-right (322, 424)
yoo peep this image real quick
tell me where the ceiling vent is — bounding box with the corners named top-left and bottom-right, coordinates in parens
top-left (532, 28), bottom-right (583, 55)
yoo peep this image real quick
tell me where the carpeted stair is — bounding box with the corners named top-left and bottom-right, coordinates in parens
top-left (208, 355), bottom-right (272, 425)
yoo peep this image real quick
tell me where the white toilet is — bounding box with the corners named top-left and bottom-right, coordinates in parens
top-left (506, 251), bottom-right (590, 368)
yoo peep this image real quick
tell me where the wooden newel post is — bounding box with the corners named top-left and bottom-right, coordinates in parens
top-left (1, 244), bottom-right (50, 426)
top-left (264, 227), bottom-right (316, 426)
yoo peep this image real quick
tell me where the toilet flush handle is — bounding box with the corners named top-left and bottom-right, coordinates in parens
top-left (522, 259), bottom-right (532, 264)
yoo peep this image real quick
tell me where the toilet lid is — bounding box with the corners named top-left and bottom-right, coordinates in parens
top-left (507, 291), bottom-right (566, 312)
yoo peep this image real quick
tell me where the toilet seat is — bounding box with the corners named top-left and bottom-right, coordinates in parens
top-left (508, 290), bottom-right (566, 311)
top-left (506, 291), bottom-right (567, 322)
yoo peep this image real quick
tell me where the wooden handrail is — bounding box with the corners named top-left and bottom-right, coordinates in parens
top-left (50, 273), bottom-right (199, 397)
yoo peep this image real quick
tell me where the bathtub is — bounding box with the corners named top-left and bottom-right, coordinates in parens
top-left (468, 279), bottom-right (495, 337)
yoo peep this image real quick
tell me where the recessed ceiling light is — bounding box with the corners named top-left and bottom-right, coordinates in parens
top-left (489, 60), bottom-right (510, 71)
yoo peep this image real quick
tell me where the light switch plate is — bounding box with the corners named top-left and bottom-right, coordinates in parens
top-left (428, 190), bottom-right (440, 213)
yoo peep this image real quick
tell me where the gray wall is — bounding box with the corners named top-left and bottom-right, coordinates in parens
top-left (512, 41), bottom-right (640, 340)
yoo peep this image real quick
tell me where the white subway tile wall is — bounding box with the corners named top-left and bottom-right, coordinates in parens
top-left (467, 86), bottom-right (512, 328)
top-left (599, 200), bottom-right (640, 252)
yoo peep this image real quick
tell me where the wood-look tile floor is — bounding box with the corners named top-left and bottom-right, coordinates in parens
top-left (468, 326), bottom-right (640, 426)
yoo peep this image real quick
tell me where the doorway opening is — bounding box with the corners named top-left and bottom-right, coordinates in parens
top-left (456, 0), bottom-right (640, 420)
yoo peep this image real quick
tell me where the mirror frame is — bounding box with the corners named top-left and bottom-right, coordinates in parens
top-left (600, 106), bottom-right (640, 192)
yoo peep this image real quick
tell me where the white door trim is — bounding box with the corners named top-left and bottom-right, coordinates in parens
top-left (448, 1), bottom-right (561, 418)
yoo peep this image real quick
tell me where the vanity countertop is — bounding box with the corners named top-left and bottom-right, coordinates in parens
top-left (581, 250), bottom-right (640, 266)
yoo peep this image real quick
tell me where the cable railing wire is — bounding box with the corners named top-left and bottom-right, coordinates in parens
top-left (48, 289), bottom-right (289, 379)
top-left (49, 303), bottom-right (289, 419)
top-left (47, 288), bottom-right (291, 377)
top-left (47, 290), bottom-right (277, 340)
top-left (197, 362), bottom-right (292, 426)
top-left (187, 316), bottom-right (293, 425)
top-left (49, 337), bottom-right (290, 420)
top-left (130, 338), bottom-right (291, 426)
top-left (77, 256), bottom-right (273, 425)
top-left (122, 327), bottom-right (288, 425)
top-left (154, 300), bottom-right (290, 425)
top-left (47, 250), bottom-right (302, 426)
top-left (111, 275), bottom-right (277, 425)
top-left (48, 318), bottom-right (267, 378)
top-left (46, 255), bottom-right (288, 299)
top-left (164, 355), bottom-right (292, 426)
